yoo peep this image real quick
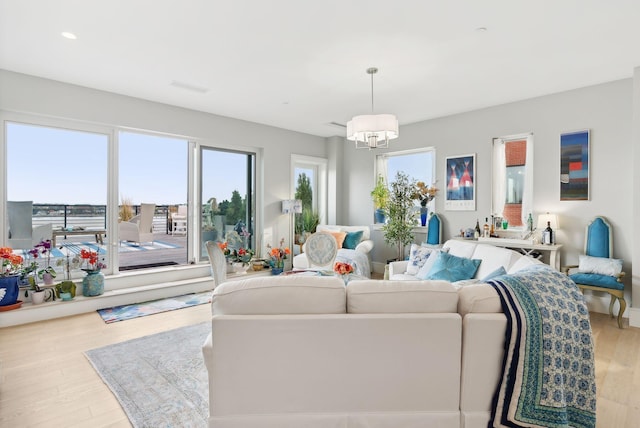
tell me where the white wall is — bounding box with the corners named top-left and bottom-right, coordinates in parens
top-left (0, 69), bottom-right (328, 254)
top-left (344, 79), bottom-right (635, 319)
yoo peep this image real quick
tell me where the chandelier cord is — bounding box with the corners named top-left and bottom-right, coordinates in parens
top-left (370, 71), bottom-right (375, 113)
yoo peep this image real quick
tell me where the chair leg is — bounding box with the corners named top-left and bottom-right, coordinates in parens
top-left (616, 295), bottom-right (626, 329)
top-left (608, 294), bottom-right (616, 318)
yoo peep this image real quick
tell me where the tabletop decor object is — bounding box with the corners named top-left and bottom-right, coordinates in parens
top-left (79, 249), bottom-right (106, 296)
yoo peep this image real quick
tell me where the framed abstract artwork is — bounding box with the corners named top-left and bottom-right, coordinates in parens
top-left (560, 130), bottom-right (589, 200)
top-left (445, 153), bottom-right (476, 211)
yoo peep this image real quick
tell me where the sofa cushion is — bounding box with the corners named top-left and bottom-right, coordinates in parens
top-left (424, 252), bottom-right (481, 282)
top-left (578, 255), bottom-right (623, 276)
top-left (346, 280), bottom-right (458, 313)
top-left (406, 243), bottom-right (436, 275)
top-left (343, 230), bottom-right (363, 249)
top-left (212, 276), bottom-right (346, 315)
top-left (415, 249), bottom-right (447, 279)
top-left (482, 266), bottom-right (507, 281)
top-left (443, 239), bottom-right (477, 259)
top-left (506, 255), bottom-right (543, 274)
top-left (470, 244), bottom-right (520, 279)
top-left (328, 231), bottom-right (347, 249)
top-left (457, 283), bottom-right (502, 317)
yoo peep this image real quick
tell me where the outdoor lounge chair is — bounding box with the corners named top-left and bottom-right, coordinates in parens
top-left (119, 203), bottom-right (155, 246)
top-left (7, 201), bottom-right (52, 250)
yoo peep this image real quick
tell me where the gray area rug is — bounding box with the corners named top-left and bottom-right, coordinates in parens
top-left (85, 322), bottom-right (210, 428)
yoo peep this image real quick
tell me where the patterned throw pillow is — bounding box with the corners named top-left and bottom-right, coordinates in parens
top-left (406, 244), bottom-right (435, 275)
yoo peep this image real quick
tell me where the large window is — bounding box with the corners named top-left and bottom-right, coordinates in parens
top-left (200, 148), bottom-right (256, 259)
top-left (291, 155), bottom-right (327, 253)
top-left (118, 131), bottom-right (188, 269)
top-left (376, 147), bottom-right (436, 207)
top-left (5, 121), bottom-right (110, 278)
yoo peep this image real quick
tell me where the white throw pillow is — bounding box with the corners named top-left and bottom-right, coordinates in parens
top-left (405, 244), bottom-right (435, 275)
top-left (578, 255), bottom-right (623, 276)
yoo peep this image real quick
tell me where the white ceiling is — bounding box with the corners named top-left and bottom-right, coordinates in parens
top-left (2, 1), bottom-right (640, 138)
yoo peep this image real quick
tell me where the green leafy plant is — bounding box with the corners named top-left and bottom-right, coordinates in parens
top-left (370, 174), bottom-right (389, 210)
top-left (382, 171), bottom-right (417, 261)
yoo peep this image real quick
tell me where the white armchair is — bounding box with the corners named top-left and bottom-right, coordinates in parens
top-left (293, 225), bottom-right (374, 276)
top-left (7, 201), bottom-right (52, 250)
top-left (119, 203), bottom-right (156, 246)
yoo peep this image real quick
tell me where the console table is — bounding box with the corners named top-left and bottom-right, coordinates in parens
top-left (476, 237), bottom-right (563, 271)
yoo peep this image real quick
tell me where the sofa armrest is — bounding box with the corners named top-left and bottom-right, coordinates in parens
top-left (354, 239), bottom-right (374, 254)
top-left (389, 260), bottom-right (409, 277)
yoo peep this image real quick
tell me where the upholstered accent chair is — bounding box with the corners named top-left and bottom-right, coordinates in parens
top-left (205, 240), bottom-right (227, 289)
top-left (7, 201), bottom-right (52, 250)
top-left (119, 203), bottom-right (156, 246)
top-left (564, 216), bottom-right (626, 328)
top-left (304, 232), bottom-right (338, 270)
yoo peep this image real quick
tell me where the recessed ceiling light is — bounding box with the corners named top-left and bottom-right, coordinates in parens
top-left (475, 27), bottom-right (487, 33)
top-left (61, 32), bottom-right (77, 40)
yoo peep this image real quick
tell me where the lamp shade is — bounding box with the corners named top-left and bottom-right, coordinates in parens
top-left (347, 114), bottom-right (398, 149)
top-left (537, 213), bottom-right (559, 230)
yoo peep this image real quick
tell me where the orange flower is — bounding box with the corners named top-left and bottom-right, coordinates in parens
top-left (334, 262), bottom-right (353, 275)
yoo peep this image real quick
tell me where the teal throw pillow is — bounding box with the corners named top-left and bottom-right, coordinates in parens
top-left (482, 266), bottom-right (507, 281)
top-left (343, 231), bottom-right (364, 249)
top-left (425, 252), bottom-right (482, 282)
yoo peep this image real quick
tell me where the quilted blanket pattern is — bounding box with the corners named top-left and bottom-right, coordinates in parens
top-left (488, 265), bottom-right (596, 428)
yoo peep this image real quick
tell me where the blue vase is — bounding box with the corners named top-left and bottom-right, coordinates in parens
top-left (0, 275), bottom-right (20, 306)
top-left (271, 267), bottom-right (283, 275)
top-left (374, 208), bottom-right (386, 224)
top-left (420, 207), bottom-right (429, 227)
top-left (82, 271), bottom-right (104, 296)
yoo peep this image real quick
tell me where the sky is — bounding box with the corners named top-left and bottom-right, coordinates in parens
top-left (7, 123), bottom-right (247, 206)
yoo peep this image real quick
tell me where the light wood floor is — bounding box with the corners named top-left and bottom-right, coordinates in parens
top-left (1, 308), bottom-right (638, 427)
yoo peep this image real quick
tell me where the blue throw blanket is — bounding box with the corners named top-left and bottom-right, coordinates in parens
top-left (487, 265), bottom-right (596, 428)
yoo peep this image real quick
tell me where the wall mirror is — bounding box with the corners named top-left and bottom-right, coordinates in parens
top-left (491, 133), bottom-right (533, 230)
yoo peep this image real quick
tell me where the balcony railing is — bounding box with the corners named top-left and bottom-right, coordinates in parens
top-left (31, 204), bottom-right (175, 233)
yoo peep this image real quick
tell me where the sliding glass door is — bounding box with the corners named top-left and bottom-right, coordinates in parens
top-left (200, 148), bottom-right (255, 260)
top-left (118, 132), bottom-right (189, 270)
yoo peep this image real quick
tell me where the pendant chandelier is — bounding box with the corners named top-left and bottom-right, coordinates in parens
top-left (346, 67), bottom-right (398, 149)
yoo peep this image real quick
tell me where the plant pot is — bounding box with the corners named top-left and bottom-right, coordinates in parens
top-left (42, 272), bottom-right (55, 286)
top-left (0, 275), bottom-right (20, 307)
top-left (31, 289), bottom-right (54, 305)
top-left (374, 208), bottom-right (386, 224)
top-left (232, 262), bottom-right (249, 274)
top-left (55, 281), bottom-right (76, 299)
top-left (82, 271), bottom-right (104, 297)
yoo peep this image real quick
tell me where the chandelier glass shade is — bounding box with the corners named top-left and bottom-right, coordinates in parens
top-left (347, 67), bottom-right (398, 149)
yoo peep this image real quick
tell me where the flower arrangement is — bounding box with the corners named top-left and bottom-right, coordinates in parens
top-left (1, 247), bottom-right (25, 278)
top-left (29, 240), bottom-right (56, 282)
top-left (413, 181), bottom-right (438, 207)
top-left (333, 262), bottom-right (354, 276)
top-left (267, 238), bottom-right (290, 269)
top-left (79, 249), bottom-right (106, 273)
top-left (217, 241), bottom-right (255, 265)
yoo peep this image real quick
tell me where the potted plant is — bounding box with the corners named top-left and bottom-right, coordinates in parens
top-left (382, 171), bottom-right (418, 261)
top-left (370, 174), bottom-right (389, 224)
top-left (412, 181), bottom-right (438, 226)
top-left (31, 240), bottom-right (56, 285)
top-left (202, 223), bottom-right (217, 243)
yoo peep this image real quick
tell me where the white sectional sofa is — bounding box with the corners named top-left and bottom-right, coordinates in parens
top-left (201, 240), bottom-right (569, 428)
top-left (389, 238), bottom-right (543, 283)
